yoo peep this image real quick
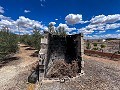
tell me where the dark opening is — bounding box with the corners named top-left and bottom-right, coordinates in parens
top-left (65, 36), bottom-right (77, 63)
top-left (48, 34), bottom-right (78, 64)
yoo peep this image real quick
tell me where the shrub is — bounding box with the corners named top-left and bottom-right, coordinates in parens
top-left (20, 27), bottom-right (42, 51)
top-left (92, 47), bottom-right (99, 50)
top-left (0, 30), bottom-right (18, 60)
top-left (86, 42), bottom-right (91, 49)
top-left (93, 43), bottom-right (97, 47)
top-left (100, 44), bottom-right (106, 49)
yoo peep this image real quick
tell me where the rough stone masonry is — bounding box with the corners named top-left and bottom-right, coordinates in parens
top-left (39, 31), bottom-right (84, 78)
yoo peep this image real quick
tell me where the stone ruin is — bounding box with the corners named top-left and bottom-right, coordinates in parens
top-left (39, 31), bottom-right (84, 78)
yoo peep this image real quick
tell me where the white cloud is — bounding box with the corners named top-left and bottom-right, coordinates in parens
top-left (65, 14), bottom-right (88, 25)
top-left (78, 24), bottom-right (105, 35)
top-left (98, 30), bottom-right (106, 34)
top-left (0, 15), bottom-right (46, 34)
top-left (85, 34), bottom-right (120, 39)
top-left (90, 14), bottom-right (120, 24)
top-left (78, 28), bottom-right (94, 34)
top-left (55, 19), bottom-right (58, 21)
top-left (24, 10), bottom-right (31, 13)
top-left (57, 23), bottom-right (76, 32)
top-left (40, 0), bottom-right (45, 7)
top-left (16, 16), bottom-right (43, 28)
top-left (78, 14), bottom-right (120, 35)
top-left (78, 22), bottom-right (120, 35)
top-left (58, 23), bottom-right (68, 28)
top-left (40, 0), bottom-right (45, 2)
top-left (116, 30), bottom-right (120, 33)
top-left (105, 23), bottom-right (120, 30)
top-left (41, 4), bottom-right (44, 7)
top-left (0, 20), bottom-right (13, 26)
top-left (0, 6), bottom-right (4, 14)
top-left (49, 22), bottom-right (56, 25)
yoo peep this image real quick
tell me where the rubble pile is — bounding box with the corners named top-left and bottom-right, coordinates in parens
top-left (47, 60), bottom-right (79, 78)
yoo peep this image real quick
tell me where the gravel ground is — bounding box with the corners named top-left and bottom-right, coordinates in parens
top-left (40, 56), bottom-right (120, 90)
top-left (0, 44), bottom-right (38, 90)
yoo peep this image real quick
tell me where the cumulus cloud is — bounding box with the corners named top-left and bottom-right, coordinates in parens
top-left (77, 14), bottom-right (120, 35)
top-left (0, 20), bottom-right (13, 26)
top-left (0, 6), bottom-right (4, 14)
top-left (0, 15), bottom-right (46, 34)
top-left (85, 34), bottom-right (120, 39)
top-left (116, 30), bottom-right (120, 33)
top-left (98, 30), bottom-right (106, 34)
top-left (78, 23), bottom-right (105, 35)
top-left (78, 28), bottom-right (94, 35)
top-left (65, 14), bottom-right (88, 25)
top-left (24, 10), bottom-right (31, 13)
top-left (64, 14), bottom-right (120, 36)
top-left (0, 15), bottom-right (11, 20)
top-left (90, 14), bottom-right (120, 24)
top-left (105, 23), bottom-right (120, 30)
top-left (49, 22), bottom-right (56, 25)
top-left (58, 23), bottom-right (68, 28)
top-left (16, 16), bottom-right (43, 28)
top-left (57, 23), bottom-right (76, 32)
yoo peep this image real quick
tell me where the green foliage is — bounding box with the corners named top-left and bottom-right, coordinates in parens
top-left (92, 47), bottom-right (98, 50)
top-left (92, 43), bottom-right (98, 51)
top-left (20, 26), bottom-right (42, 51)
top-left (48, 23), bottom-right (67, 36)
top-left (93, 43), bottom-right (97, 47)
top-left (20, 34), bottom-right (33, 46)
top-left (32, 27), bottom-right (42, 50)
top-left (0, 30), bottom-right (18, 60)
top-left (86, 42), bottom-right (91, 49)
top-left (56, 26), bottom-right (67, 36)
top-left (100, 44), bottom-right (106, 49)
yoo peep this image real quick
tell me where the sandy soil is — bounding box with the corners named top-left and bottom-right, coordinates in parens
top-left (0, 44), bottom-right (38, 90)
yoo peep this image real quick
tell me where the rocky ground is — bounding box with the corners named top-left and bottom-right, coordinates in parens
top-left (0, 44), bottom-right (38, 90)
top-left (0, 44), bottom-right (120, 90)
top-left (39, 55), bottom-right (120, 90)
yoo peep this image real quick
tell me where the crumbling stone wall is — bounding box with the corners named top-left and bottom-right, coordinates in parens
top-left (39, 32), bottom-right (84, 77)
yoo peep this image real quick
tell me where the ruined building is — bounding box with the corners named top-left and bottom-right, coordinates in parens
top-left (39, 31), bottom-right (84, 78)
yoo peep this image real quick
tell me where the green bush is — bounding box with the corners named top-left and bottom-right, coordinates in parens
top-left (0, 30), bottom-right (18, 60)
top-left (92, 47), bottom-right (98, 50)
top-left (20, 27), bottom-right (42, 51)
top-left (20, 34), bottom-right (33, 46)
top-left (100, 44), bottom-right (106, 49)
top-left (93, 43), bottom-right (97, 47)
top-left (31, 28), bottom-right (42, 50)
top-left (86, 42), bottom-right (91, 49)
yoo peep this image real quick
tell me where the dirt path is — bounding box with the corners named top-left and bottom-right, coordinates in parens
top-left (0, 44), bottom-right (38, 90)
top-left (40, 55), bottom-right (120, 90)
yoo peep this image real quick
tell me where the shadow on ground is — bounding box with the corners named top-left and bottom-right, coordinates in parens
top-left (0, 57), bottom-right (20, 68)
top-left (21, 45), bottom-right (29, 47)
top-left (30, 51), bottom-right (39, 57)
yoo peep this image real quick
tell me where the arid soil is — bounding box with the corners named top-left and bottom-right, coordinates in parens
top-left (0, 44), bottom-right (38, 90)
top-left (0, 44), bottom-right (120, 90)
top-left (40, 55), bottom-right (120, 90)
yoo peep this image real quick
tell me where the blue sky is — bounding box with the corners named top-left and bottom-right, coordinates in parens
top-left (0, 0), bottom-right (120, 39)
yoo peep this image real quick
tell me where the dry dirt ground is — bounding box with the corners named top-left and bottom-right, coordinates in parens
top-left (39, 55), bottom-right (120, 90)
top-left (0, 44), bottom-right (120, 90)
top-left (0, 44), bottom-right (38, 90)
